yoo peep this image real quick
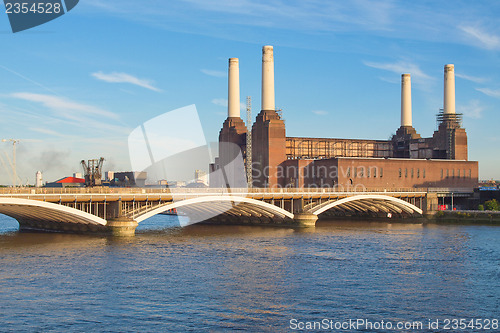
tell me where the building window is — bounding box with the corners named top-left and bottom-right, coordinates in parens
top-left (463, 169), bottom-right (466, 179)
top-left (411, 168), bottom-right (414, 178)
top-left (399, 168), bottom-right (402, 178)
top-left (347, 167), bottom-right (351, 177)
top-left (359, 167), bottom-right (364, 178)
top-left (423, 169), bottom-right (426, 179)
top-left (447, 169), bottom-right (449, 178)
top-left (469, 169), bottom-right (471, 178)
top-left (373, 168), bottom-right (377, 178)
top-left (441, 169), bottom-right (443, 179)
top-left (417, 169), bottom-right (420, 178)
top-left (457, 169), bottom-right (460, 178)
top-left (405, 168), bottom-right (408, 178)
top-left (354, 167), bottom-right (357, 178)
top-left (452, 169), bottom-right (455, 177)
top-left (380, 168), bottom-right (383, 178)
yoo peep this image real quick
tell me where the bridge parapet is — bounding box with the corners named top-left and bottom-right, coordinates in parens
top-left (0, 188), bottom-right (439, 236)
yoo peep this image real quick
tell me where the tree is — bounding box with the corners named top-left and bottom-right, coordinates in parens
top-left (478, 204), bottom-right (485, 211)
top-left (484, 199), bottom-right (500, 211)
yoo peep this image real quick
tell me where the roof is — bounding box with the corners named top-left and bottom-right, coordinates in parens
top-left (55, 177), bottom-right (85, 184)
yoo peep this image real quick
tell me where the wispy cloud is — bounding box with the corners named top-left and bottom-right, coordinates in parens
top-left (84, 0), bottom-right (395, 33)
top-left (212, 98), bottom-right (228, 107)
top-left (363, 60), bottom-right (432, 80)
top-left (455, 73), bottom-right (487, 84)
top-left (0, 65), bottom-right (59, 95)
top-left (476, 87), bottom-right (500, 98)
top-left (8, 92), bottom-right (129, 136)
top-left (201, 69), bottom-right (226, 78)
top-left (458, 100), bottom-right (484, 119)
top-left (10, 93), bottom-right (119, 120)
top-left (312, 110), bottom-right (328, 116)
top-left (211, 98), bottom-right (245, 110)
top-left (91, 71), bottom-right (162, 92)
top-left (460, 26), bottom-right (500, 50)
top-left (29, 127), bottom-right (67, 137)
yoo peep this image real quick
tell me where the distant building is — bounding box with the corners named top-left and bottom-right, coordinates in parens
top-left (194, 170), bottom-right (208, 186)
top-left (104, 171), bottom-right (114, 182)
top-left (45, 176), bottom-right (85, 188)
top-left (35, 171), bottom-right (43, 188)
top-left (110, 172), bottom-right (147, 187)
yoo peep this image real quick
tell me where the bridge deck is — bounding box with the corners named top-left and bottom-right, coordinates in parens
top-left (0, 187), bottom-right (469, 236)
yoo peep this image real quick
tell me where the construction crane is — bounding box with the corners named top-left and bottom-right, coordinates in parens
top-left (81, 157), bottom-right (104, 187)
top-left (2, 139), bottom-right (20, 187)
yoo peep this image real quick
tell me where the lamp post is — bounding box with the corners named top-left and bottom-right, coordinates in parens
top-left (2, 139), bottom-right (20, 187)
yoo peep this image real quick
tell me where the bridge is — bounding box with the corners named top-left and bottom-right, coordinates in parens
top-left (0, 187), bottom-right (437, 236)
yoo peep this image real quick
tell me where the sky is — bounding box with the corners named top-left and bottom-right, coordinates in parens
top-left (0, 0), bottom-right (499, 185)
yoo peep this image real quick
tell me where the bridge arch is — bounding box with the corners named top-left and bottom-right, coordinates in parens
top-left (135, 195), bottom-right (295, 223)
top-left (0, 197), bottom-right (107, 226)
top-left (309, 194), bottom-right (423, 216)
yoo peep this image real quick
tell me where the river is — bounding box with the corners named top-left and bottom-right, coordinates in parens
top-left (0, 214), bottom-right (499, 332)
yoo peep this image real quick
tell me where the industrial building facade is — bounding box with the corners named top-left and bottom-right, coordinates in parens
top-left (212, 46), bottom-right (478, 190)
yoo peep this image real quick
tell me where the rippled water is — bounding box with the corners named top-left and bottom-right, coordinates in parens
top-left (0, 214), bottom-right (499, 332)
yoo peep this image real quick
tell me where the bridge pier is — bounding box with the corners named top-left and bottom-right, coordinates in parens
top-left (106, 218), bottom-right (139, 237)
top-left (292, 213), bottom-right (318, 227)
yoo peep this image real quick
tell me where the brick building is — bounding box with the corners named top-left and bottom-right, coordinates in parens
top-left (212, 46), bottom-right (478, 190)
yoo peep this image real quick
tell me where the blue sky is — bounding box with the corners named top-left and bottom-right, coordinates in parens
top-left (0, 0), bottom-right (499, 184)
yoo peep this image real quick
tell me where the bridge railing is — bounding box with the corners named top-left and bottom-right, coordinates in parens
top-left (0, 186), bottom-right (445, 196)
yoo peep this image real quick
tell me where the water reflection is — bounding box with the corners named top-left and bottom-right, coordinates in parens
top-left (0, 214), bottom-right (499, 331)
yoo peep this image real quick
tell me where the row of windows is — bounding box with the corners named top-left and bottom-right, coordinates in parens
top-left (441, 169), bottom-right (472, 179)
top-left (399, 168), bottom-right (426, 179)
top-left (346, 167), bottom-right (384, 178)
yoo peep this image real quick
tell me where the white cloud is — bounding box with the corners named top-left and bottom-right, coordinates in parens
top-left (91, 71), bottom-right (162, 92)
top-left (312, 110), bottom-right (328, 116)
top-left (363, 60), bottom-right (432, 80)
top-left (212, 98), bottom-right (228, 107)
top-left (458, 100), bottom-right (484, 119)
top-left (460, 26), bottom-right (500, 50)
top-left (476, 87), bottom-right (500, 98)
top-left (201, 69), bottom-right (226, 78)
top-left (10, 93), bottom-right (119, 120)
top-left (455, 73), bottom-right (487, 84)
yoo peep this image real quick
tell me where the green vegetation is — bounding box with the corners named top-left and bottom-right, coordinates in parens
top-left (484, 199), bottom-right (500, 211)
top-left (478, 204), bottom-right (485, 211)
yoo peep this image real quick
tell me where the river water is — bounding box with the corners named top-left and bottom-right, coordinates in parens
top-left (0, 214), bottom-right (499, 332)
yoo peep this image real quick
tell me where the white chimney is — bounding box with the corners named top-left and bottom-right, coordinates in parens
top-left (444, 64), bottom-right (455, 115)
top-left (401, 74), bottom-right (412, 127)
top-left (228, 58), bottom-right (240, 118)
top-left (261, 45), bottom-right (275, 111)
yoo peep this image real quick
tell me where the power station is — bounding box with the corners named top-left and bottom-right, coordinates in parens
top-left (211, 46), bottom-right (478, 190)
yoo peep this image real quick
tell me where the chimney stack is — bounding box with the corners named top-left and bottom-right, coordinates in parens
top-left (444, 64), bottom-right (455, 115)
top-left (228, 58), bottom-right (240, 118)
top-left (261, 45), bottom-right (275, 111)
top-left (401, 74), bottom-right (412, 127)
